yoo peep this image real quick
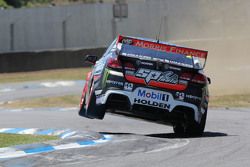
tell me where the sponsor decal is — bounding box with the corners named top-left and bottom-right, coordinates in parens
top-left (95, 90), bottom-right (102, 95)
top-left (106, 80), bottom-right (124, 87)
top-left (125, 70), bottom-right (135, 75)
top-left (102, 68), bottom-right (110, 87)
top-left (133, 89), bottom-right (171, 109)
top-left (133, 98), bottom-right (170, 109)
top-left (176, 92), bottom-right (185, 101)
top-left (124, 82), bottom-right (133, 91)
top-left (134, 40), bottom-right (168, 51)
top-left (175, 92), bottom-right (202, 101)
top-left (179, 80), bottom-right (188, 85)
top-left (169, 66), bottom-right (181, 71)
top-left (137, 89), bottom-right (169, 102)
top-left (96, 94), bottom-right (105, 104)
top-left (123, 38), bottom-right (207, 59)
top-left (120, 52), bottom-right (152, 61)
top-left (121, 38), bottom-right (133, 45)
top-left (135, 68), bottom-right (178, 84)
top-left (186, 94), bottom-right (202, 101)
top-left (140, 61), bottom-right (154, 66)
top-left (121, 52), bottom-right (193, 68)
top-left (118, 36), bottom-right (207, 58)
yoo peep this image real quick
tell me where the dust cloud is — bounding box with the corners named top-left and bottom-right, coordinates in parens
top-left (169, 0), bottom-right (250, 96)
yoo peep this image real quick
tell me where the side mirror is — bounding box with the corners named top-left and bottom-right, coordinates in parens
top-left (207, 77), bottom-right (211, 84)
top-left (85, 55), bottom-right (98, 64)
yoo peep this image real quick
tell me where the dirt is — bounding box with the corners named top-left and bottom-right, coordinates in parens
top-left (173, 38), bottom-right (250, 96)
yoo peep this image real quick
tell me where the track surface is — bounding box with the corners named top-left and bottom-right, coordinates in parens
top-left (0, 81), bottom-right (84, 102)
top-left (0, 81), bottom-right (250, 167)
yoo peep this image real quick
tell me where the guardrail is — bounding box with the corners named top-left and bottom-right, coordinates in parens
top-left (0, 48), bottom-right (106, 73)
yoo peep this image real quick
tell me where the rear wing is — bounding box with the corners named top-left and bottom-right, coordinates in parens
top-left (117, 35), bottom-right (208, 69)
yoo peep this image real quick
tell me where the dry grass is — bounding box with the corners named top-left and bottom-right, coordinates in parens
top-left (1, 67), bottom-right (250, 108)
top-left (0, 68), bottom-right (91, 84)
top-left (210, 94), bottom-right (250, 108)
top-left (2, 94), bottom-right (250, 109)
top-left (1, 95), bottom-right (80, 108)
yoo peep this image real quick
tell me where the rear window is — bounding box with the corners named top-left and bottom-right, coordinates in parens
top-left (119, 44), bottom-right (194, 68)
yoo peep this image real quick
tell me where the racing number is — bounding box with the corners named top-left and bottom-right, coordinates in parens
top-left (136, 69), bottom-right (151, 78)
top-left (136, 69), bottom-right (161, 84)
top-left (176, 92), bottom-right (185, 100)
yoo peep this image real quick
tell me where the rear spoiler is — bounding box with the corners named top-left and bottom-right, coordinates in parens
top-left (117, 35), bottom-right (208, 69)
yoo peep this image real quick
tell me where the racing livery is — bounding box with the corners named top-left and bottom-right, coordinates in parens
top-left (79, 35), bottom-right (210, 136)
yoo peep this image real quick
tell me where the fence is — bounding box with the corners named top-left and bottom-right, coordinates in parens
top-left (1, 0), bottom-right (250, 53)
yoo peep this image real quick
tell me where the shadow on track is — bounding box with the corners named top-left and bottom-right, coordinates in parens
top-left (100, 131), bottom-right (229, 139)
top-left (146, 131), bottom-right (229, 139)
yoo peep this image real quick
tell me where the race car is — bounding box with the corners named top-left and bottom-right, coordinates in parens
top-left (79, 35), bottom-right (210, 136)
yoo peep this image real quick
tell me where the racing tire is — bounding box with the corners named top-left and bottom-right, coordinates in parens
top-left (173, 124), bottom-right (185, 136)
top-left (79, 94), bottom-right (94, 119)
top-left (85, 82), bottom-right (106, 120)
top-left (185, 110), bottom-right (207, 137)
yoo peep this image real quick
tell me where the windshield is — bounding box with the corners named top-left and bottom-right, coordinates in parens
top-left (119, 44), bottom-right (195, 69)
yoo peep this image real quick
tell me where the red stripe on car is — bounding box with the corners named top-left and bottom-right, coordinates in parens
top-left (149, 81), bottom-right (187, 91)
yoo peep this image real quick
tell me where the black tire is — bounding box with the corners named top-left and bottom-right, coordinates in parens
top-left (86, 92), bottom-right (105, 119)
top-left (85, 82), bottom-right (106, 119)
top-left (185, 110), bottom-right (207, 137)
top-left (79, 94), bottom-right (93, 118)
top-left (173, 123), bottom-right (185, 136)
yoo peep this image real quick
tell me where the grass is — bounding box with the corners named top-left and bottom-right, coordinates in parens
top-left (0, 133), bottom-right (58, 148)
top-left (1, 67), bottom-right (250, 108)
top-left (1, 95), bottom-right (80, 108)
top-left (2, 94), bottom-right (250, 109)
top-left (0, 67), bottom-right (91, 84)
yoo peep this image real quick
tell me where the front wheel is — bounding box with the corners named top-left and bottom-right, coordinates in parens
top-left (79, 94), bottom-right (93, 118)
top-left (84, 81), bottom-right (106, 119)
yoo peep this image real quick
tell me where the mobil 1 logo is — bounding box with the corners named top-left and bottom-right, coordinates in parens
top-left (133, 88), bottom-right (171, 109)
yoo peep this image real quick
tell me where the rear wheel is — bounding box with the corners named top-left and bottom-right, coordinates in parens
top-left (185, 110), bottom-right (207, 137)
top-left (173, 124), bottom-right (185, 135)
top-left (173, 110), bottom-right (207, 137)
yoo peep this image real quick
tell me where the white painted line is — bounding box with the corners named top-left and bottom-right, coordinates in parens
top-left (9, 109), bottom-right (23, 112)
top-left (146, 139), bottom-right (190, 153)
top-left (0, 128), bottom-right (12, 133)
top-left (53, 130), bottom-right (69, 136)
top-left (0, 135), bottom-right (112, 159)
top-left (94, 135), bottom-right (112, 144)
top-left (60, 131), bottom-right (77, 139)
top-left (59, 107), bottom-right (78, 111)
top-left (0, 128), bottom-right (112, 159)
top-left (53, 143), bottom-right (81, 150)
top-left (0, 151), bottom-right (27, 159)
top-left (0, 88), bottom-right (15, 93)
top-left (18, 128), bottom-right (37, 135)
top-left (40, 81), bottom-right (76, 88)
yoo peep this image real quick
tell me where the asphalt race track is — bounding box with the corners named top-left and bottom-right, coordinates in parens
top-left (1, 81), bottom-right (250, 167)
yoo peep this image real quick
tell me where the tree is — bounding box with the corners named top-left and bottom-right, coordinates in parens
top-left (0, 0), bottom-right (10, 8)
top-left (4, 0), bottom-right (23, 8)
top-left (4, 0), bottom-right (53, 8)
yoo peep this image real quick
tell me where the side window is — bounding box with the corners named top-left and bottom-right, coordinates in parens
top-left (103, 39), bottom-right (117, 57)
